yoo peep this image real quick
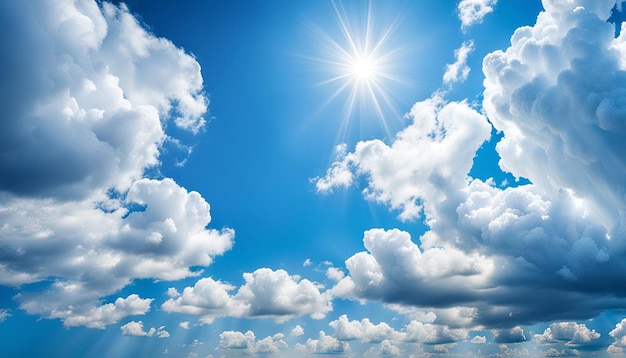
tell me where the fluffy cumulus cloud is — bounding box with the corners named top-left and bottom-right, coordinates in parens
top-left (120, 320), bottom-right (170, 338)
top-left (218, 330), bottom-right (288, 354)
top-left (608, 318), bottom-right (626, 353)
top-left (219, 331), bottom-right (288, 356)
top-left (326, 267), bottom-right (346, 282)
top-left (364, 340), bottom-right (401, 357)
top-left (483, 0), bottom-right (626, 229)
top-left (457, 0), bottom-right (498, 29)
top-left (31, 294), bottom-right (153, 329)
top-left (330, 314), bottom-right (400, 343)
top-left (443, 40), bottom-right (475, 85)
top-left (291, 325), bottom-right (305, 337)
top-left (162, 268), bottom-right (332, 323)
top-left (545, 348), bottom-right (581, 357)
top-left (295, 331), bottom-right (350, 355)
top-left (318, 0), bottom-right (626, 333)
top-left (493, 326), bottom-right (528, 343)
top-left (316, 94), bottom-right (492, 221)
top-left (325, 314), bottom-right (468, 346)
top-left (535, 322), bottom-right (600, 345)
top-left (0, 0), bottom-right (233, 327)
top-left (402, 321), bottom-right (468, 344)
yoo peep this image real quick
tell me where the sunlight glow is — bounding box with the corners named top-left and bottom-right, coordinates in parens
top-left (351, 55), bottom-right (376, 80)
top-left (307, 0), bottom-right (407, 140)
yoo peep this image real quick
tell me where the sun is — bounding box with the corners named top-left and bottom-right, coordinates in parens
top-left (351, 54), bottom-right (376, 81)
top-left (307, 0), bottom-right (405, 140)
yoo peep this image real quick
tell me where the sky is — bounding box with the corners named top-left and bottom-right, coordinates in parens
top-left (2, 0), bottom-right (626, 357)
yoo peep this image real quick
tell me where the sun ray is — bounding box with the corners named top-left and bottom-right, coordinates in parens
top-left (306, 0), bottom-right (408, 142)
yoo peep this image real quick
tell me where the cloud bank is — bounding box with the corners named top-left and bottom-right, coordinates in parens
top-left (0, 0), bottom-right (232, 327)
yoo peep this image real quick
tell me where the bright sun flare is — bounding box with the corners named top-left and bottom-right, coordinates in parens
top-left (351, 55), bottom-right (376, 80)
top-left (308, 0), bottom-right (405, 138)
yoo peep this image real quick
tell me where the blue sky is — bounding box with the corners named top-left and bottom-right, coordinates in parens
top-left (2, 0), bottom-right (626, 357)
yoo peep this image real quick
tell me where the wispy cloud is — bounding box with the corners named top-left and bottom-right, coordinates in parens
top-left (443, 40), bottom-right (475, 85)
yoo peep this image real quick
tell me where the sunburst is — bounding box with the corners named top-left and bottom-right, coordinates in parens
top-left (308, 0), bottom-right (406, 140)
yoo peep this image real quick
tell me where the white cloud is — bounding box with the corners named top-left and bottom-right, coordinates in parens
top-left (179, 321), bottom-right (191, 330)
top-left (161, 276), bottom-right (237, 323)
top-left (458, 0), bottom-right (498, 29)
top-left (121, 321), bottom-right (149, 337)
top-left (295, 331), bottom-right (350, 354)
top-left (545, 348), bottom-right (581, 357)
top-left (493, 326), bottom-right (528, 343)
top-left (332, 228), bottom-right (492, 311)
top-left (471, 335), bottom-right (487, 344)
top-left (534, 322), bottom-right (600, 345)
top-left (162, 268), bottom-right (332, 323)
top-left (494, 344), bottom-right (531, 356)
top-left (315, 144), bottom-right (353, 194)
top-left (315, 95), bottom-right (492, 221)
top-left (219, 330), bottom-right (288, 355)
top-left (120, 320), bottom-right (170, 338)
top-left (220, 330), bottom-right (256, 349)
top-left (0, 0), bottom-right (206, 199)
top-left (23, 294), bottom-right (153, 329)
top-left (0, 309), bottom-right (10, 323)
top-left (364, 340), bottom-right (401, 357)
top-left (329, 314), bottom-right (400, 343)
top-left (608, 318), bottom-right (626, 353)
top-left (324, 313), bottom-right (470, 346)
top-left (402, 321), bottom-right (468, 344)
top-left (0, 0), bottom-right (233, 328)
top-left (326, 267), bottom-right (345, 282)
top-left (443, 40), bottom-right (475, 85)
top-left (482, 0), bottom-right (626, 227)
top-left (235, 268), bottom-right (332, 321)
top-left (291, 325), bottom-right (305, 337)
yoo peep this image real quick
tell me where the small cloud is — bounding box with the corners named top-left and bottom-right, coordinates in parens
top-left (458, 0), bottom-right (498, 29)
top-left (179, 321), bottom-right (190, 330)
top-left (443, 40), bottom-right (475, 85)
top-left (303, 259), bottom-right (312, 267)
top-left (329, 314), bottom-right (400, 343)
top-left (121, 320), bottom-right (169, 338)
top-left (493, 326), bottom-right (528, 343)
top-left (291, 325), bottom-right (305, 337)
top-left (326, 267), bottom-right (345, 282)
top-left (295, 331), bottom-right (349, 354)
top-left (0, 309), bottom-right (11, 323)
top-left (534, 322), bottom-right (600, 346)
top-left (471, 335), bottom-right (487, 344)
top-left (167, 288), bottom-right (181, 298)
top-left (219, 330), bottom-right (287, 354)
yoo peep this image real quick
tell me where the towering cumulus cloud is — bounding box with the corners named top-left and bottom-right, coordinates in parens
top-left (0, 0), bottom-right (233, 327)
top-left (318, 0), bottom-right (626, 329)
top-left (483, 0), bottom-right (626, 230)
